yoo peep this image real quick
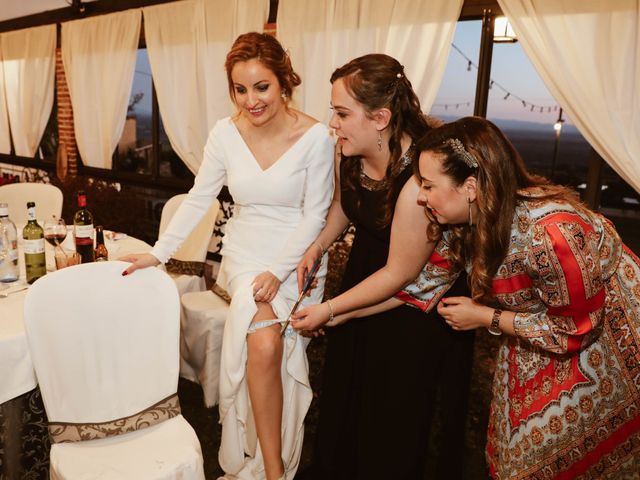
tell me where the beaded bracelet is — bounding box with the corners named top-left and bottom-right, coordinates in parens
top-left (326, 300), bottom-right (335, 323)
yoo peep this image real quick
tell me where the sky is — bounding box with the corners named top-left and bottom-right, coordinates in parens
top-left (430, 20), bottom-right (571, 127)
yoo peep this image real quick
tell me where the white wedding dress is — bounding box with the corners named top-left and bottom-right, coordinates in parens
top-left (151, 117), bottom-right (334, 479)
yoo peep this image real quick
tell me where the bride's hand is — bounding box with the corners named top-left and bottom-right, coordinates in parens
top-left (120, 253), bottom-right (161, 276)
top-left (252, 271), bottom-right (281, 303)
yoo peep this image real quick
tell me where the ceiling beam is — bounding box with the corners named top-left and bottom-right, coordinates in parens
top-left (460, 0), bottom-right (503, 20)
top-left (0, 0), bottom-right (176, 33)
top-left (0, 0), bottom-right (503, 34)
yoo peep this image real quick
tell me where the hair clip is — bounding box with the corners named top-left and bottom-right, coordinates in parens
top-left (444, 138), bottom-right (478, 169)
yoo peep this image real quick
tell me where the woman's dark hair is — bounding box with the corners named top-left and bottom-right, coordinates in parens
top-left (225, 32), bottom-right (301, 100)
top-left (415, 116), bottom-right (585, 303)
top-left (331, 53), bottom-right (430, 227)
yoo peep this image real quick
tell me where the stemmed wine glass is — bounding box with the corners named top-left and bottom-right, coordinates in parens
top-left (43, 215), bottom-right (67, 270)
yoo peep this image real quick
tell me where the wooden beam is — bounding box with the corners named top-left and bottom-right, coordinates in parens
top-left (0, 0), bottom-right (500, 33)
top-left (473, 10), bottom-right (495, 117)
top-left (0, 0), bottom-right (176, 33)
top-left (460, 0), bottom-right (503, 20)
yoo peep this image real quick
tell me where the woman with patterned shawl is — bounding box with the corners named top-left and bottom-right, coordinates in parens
top-left (294, 116), bottom-right (640, 479)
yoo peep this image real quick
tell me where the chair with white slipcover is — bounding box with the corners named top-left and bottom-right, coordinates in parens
top-left (24, 261), bottom-right (205, 479)
top-left (0, 182), bottom-right (63, 224)
top-left (158, 194), bottom-right (220, 391)
top-left (180, 286), bottom-right (230, 407)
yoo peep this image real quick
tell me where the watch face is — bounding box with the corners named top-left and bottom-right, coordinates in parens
top-left (488, 325), bottom-right (503, 336)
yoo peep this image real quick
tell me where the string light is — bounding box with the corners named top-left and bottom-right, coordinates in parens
top-left (435, 43), bottom-right (559, 115)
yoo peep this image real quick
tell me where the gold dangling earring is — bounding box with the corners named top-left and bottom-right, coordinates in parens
top-left (468, 198), bottom-right (473, 226)
top-left (377, 131), bottom-right (382, 152)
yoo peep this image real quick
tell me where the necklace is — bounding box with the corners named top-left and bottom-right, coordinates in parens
top-left (359, 145), bottom-right (416, 191)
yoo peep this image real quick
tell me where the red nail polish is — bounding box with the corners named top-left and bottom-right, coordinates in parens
top-left (122, 271), bottom-right (128, 276)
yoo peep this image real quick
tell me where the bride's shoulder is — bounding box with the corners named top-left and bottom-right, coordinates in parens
top-left (290, 110), bottom-right (327, 136)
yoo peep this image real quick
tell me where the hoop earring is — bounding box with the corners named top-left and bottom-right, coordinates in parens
top-left (377, 131), bottom-right (382, 152)
top-left (468, 198), bottom-right (473, 226)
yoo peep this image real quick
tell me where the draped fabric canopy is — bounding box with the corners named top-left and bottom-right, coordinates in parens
top-left (61, 10), bottom-right (141, 169)
top-left (498, 0), bottom-right (640, 194)
top-left (0, 46), bottom-right (10, 155)
top-left (143, 0), bottom-right (269, 174)
top-left (276, 0), bottom-right (463, 124)
top-left (0, 25), bottom-right (56, 158)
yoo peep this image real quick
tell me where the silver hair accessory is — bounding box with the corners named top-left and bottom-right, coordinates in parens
top-left (444, 138), bottom-right (478, 169)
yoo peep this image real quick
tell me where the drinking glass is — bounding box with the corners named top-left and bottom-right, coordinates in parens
top-left (44, 216), bottom-right (67, 270)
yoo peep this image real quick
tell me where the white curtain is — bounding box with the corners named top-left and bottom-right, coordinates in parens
top-left (61, 10), bottom-right (141, 169)
top-left (277, 0), bottom-right (463, 123)
top-left (0, 45), bottom-right (10, 155)
top-left (498, 0), bottom-right (640, 194)
top-left (143, 0), bottom-right (269, 174)
top-left (0, 25), bottom-right (56, 158)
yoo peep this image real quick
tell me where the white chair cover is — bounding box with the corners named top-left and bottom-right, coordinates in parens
top-left (0, 182), bottom-right (63, 224)
top-left (24, 261), bottom-right (204, 479)
top-left (160, 194), bottom-right (219, 295)
top-left (180, 290), bottom-right (229, 407)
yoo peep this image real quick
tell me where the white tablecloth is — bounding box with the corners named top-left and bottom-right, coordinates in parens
top-left (0, 231), bottom-right (152, 404)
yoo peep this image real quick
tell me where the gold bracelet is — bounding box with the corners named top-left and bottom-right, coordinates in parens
top-left (326, 300), bottom-right (335, 322)
top-left (313, 241), bottom-right (325, 255)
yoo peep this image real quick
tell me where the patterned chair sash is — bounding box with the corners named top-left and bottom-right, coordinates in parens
top-left (165, 259), bottom-right (206, 277)
top-left (48, 392), bottom-right (181, 443)
top-left (211, 283), bottom-right (232, 304)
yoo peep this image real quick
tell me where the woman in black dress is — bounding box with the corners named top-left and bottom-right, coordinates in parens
top-left (294, 54), bottom-right (473, 480)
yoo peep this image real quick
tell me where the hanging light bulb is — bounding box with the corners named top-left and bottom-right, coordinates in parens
top-left (554, 108), bottom-right (565, 135)
top-left (467, 61), bottom-right (472, 71)
top-left (504, 93), bottom-right (510, 100)
top-left (493, 17), bottom-right (518, 43)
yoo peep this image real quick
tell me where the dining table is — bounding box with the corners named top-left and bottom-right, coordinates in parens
top-left (0, 227), bottom-right (152, 478)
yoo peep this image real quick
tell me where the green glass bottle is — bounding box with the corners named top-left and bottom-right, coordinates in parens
top-left (23, 202), bottom-right (46, 284)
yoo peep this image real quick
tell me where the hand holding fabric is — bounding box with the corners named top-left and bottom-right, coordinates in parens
top-left (291, 302), bottom-right (331, 331)
top-left (252, 270), bottom-right (281, 303)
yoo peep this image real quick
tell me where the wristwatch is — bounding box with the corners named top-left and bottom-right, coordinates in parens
top-left (488, 308), bottom-right (503, 336)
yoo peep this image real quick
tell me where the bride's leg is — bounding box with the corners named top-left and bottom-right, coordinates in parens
top-left (246, 302), bottom-right (285, 480)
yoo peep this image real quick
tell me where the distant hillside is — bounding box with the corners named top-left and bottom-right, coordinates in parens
top-left (432, 114), bottom-right (582, 135)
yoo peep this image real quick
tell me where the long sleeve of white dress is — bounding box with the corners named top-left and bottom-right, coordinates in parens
top-left (150, 124), bottom-right (227, 264)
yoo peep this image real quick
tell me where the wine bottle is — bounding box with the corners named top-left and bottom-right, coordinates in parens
top-left (0, 203), bottom-right (19, 282)
top-left (73, 191), bottom-right (94, 263)
top-left (23, 202), bottom-right (46, 284)
top-left (94, 225), bottom-right (109, 262)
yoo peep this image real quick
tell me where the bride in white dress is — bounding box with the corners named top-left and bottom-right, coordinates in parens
top-left (121, 32), bottom-right (334, 480)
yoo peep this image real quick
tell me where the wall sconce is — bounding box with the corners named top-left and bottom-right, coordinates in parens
top-left (494, 17), bottom-right (517, 43)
